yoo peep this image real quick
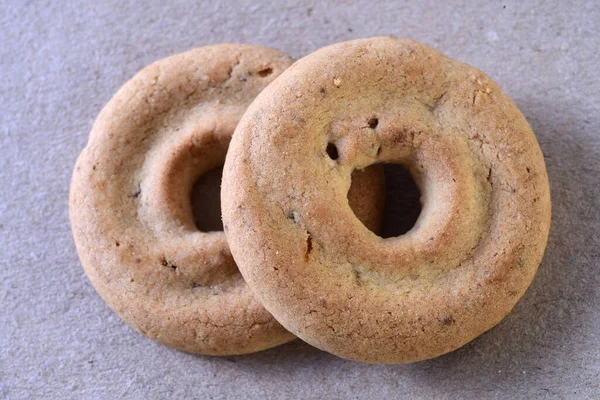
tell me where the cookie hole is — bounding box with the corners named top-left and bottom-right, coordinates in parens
top-left (258, 67), bottom-right (273, 77)
top-left (368, 117), bottom-right (379, 129)
top-left (380, 164), bottom-right (421, 238)
top-left (191, 166), bottom-right (224, 232)
top-left (326, 142), bottom-right (339, 160)
top-left (351, 164), bottom-right (421, 238)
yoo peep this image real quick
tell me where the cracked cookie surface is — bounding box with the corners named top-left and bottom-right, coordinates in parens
top-left (222, 37), bottom-right (551, 363)
top-left (70, 43), bottom-right (384, 355)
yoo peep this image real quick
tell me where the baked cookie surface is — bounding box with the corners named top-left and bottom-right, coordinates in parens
top-left (222, 37), bottom-right (551, 363)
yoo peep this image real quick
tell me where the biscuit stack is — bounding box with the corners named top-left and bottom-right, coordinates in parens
top-left (70, 38), bottom-right (550, 364)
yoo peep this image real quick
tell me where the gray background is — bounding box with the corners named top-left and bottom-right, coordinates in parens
top-left (1, 0), bottom-right (599, 398)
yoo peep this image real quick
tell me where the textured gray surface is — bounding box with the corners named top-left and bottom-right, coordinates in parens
top-left (1, 0), bottom-right (599, 398)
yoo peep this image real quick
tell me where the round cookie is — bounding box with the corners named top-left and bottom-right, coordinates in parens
top-left (222, 37), bottom-right (551, 363)
top-left (70, 44), bottom-right (385, 355)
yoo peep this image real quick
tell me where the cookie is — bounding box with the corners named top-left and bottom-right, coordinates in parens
top-left (221, 37), bottom-right (551, 363)
top-left (70, 43), bottom-right (385, 355)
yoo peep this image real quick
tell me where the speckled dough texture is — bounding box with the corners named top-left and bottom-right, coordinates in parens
top-left (69, 43), bottom-right (385, 356)
top-left (222, 37), bottom-right (551, 364)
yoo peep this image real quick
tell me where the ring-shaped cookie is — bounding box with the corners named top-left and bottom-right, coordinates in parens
top-left (222, 38), bottom-right (551, 363)
top-left (71, 43), bottom-right (383, 355)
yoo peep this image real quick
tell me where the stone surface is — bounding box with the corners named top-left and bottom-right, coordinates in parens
top-left (1, 0), bottom-right (599, 398)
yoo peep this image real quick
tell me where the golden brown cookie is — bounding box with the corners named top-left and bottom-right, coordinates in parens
top-left (222, 37), bottom-right (551, 363)
top-left (70, 43), bottom-right (384, 355)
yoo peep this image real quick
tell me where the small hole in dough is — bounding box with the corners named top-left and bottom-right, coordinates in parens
top-left (368, 117), bottom-right (379, 129)
top-left (258, 67), bottom-right (273, 77)
top-left (326, 142), bottom-right (339, 160)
